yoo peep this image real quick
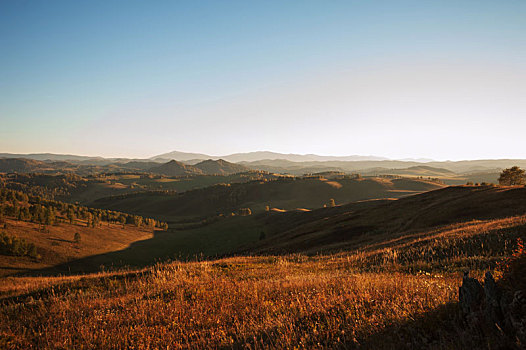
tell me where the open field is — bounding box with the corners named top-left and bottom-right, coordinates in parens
top-left (0, 251), bottom-right (517, 349)
top-left (0, 219), bottom-right (154, 276)
top-left (0, 179), bottom-right (525, 348)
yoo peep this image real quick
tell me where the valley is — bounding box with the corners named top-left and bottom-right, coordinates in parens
top-left (0, 155), bottom-right (525, 349)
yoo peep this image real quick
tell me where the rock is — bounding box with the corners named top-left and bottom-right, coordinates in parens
top-left (459, 271), bottom-right (484, 316)
top-left (460, 270), bottom-right (526, 347)
top-left (484, 271), bottom-right (503, 325)
top-left (509, 291), bottom-right (526, 345)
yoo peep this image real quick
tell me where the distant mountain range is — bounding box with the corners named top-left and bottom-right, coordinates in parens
top-left (2, 151), bottom-right (526, 179)
top-left (149, 159), bottom-right (249, 176)
top-left (0, 157), bottom-right (251, 177)
top-left (151, 150), bottom-right (390, 163)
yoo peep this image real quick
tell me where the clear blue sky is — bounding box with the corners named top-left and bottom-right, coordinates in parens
top-left (1, 0), bottom-right (525, 160)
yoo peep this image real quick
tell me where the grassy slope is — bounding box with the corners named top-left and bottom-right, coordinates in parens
top-left (2, 224), bottom-right (522, 349)
top-left (5, 185), bottom-right (523, 278)
top-left (251, 185), bottom-right (526, 254)
top-left (70, 173), bottom-right (286, 205)
top-left (1, 186), bottom-right (525, 348)
top-left (0, 219), bottom-right (154, 276)
top-left (92, 177), bottom-right (444, 221)
top-left (0, 258), bottom-right (462, 349)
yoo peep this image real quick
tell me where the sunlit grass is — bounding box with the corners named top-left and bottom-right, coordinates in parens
top-left (0, 256), bottom-right (460, 349)
top-left (1, 215), bottom-right (524, 349)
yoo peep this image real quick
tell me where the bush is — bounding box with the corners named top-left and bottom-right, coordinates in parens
top-left (0, 232), bottom-right (39, 259)
top-left (498, 166), bottom-right (526, 186)
top-left (498, 238), bottom-right (526, 291)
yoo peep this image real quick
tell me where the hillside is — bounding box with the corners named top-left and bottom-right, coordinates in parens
top-left (0, 171), bottom-right (286, 205)
top-left (241, 158), bottom-right (526, 177)
top-left (2, 206), bottom-right (525, 348)
top-left (362, 165), bottom-right (456, 177)
top-left (0, 186), bottom-right (168, 275)
top-left (193, 159), bottom-right (250, 175)
top-left (0, 158), bottom-right (51, 173)
top-left (92, 177), bottom-right (444, 221)
top-left (2, 182), bottom-right (525, 348)
top-left (0, 218), bottom-right (154, 276)
top-left (0, 158), bottom-right (164, 175)
top-left (250, 185), bottom-right (526, 254)
top-left (148, 160), bottom-right (203, 176)
top-left (149, 159), bottom-right (250, 176)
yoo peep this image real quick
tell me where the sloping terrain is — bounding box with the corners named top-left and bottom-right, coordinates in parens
top-left (0, 158), bottom-right (52, 173)
top-left (0, 171), bottom-right (286, 205)
top-left (148, 160), bottom-right (203, 176)
top-left (2, 208), bottom-right (525, 349)
top-left (361, 165), bottom-right (455, 177)
top-left (193, 159), bottom-right (250, 175)
top-left (250, 185), bottom-right (526, 254)
top-left (0, 219), bottom-right (154, 276)
top-left (92, 177), bottom-right (444, 221)
top-left (150, 159), bottom-right (251, 176)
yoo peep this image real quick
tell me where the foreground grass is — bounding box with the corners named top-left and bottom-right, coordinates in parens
top-left (2, 214), bottom-right (525, 348)
top-left (0, 255), bottom-right (474, 349)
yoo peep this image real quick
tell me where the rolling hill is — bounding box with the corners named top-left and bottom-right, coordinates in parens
top-left (0, 218), bottom-right (154, 276)
top-left (193, 159), bottom-right (250, 175)
top-left (2, 179), bottom-right (525, 349)
top-left (148, 159), bottom-right (250, 176)
top-left (361, 165), bottom-right (456, 177)
top-left (148, 160), bottom-right (203, 176)
top-left (0, 158), bottom-right (52, 173)
top-left (249, 185), bottom-right (526, 254)
top-left (92, 177), bottom-right (444, 221)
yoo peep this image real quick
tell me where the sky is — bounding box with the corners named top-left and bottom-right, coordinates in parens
top-left (1, 0), bottom-right (525, 160)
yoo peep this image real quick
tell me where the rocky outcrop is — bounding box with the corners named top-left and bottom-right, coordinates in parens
top-left (459, 271), bottom-right (525, 347)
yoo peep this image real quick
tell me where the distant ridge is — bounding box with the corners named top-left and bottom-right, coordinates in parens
top-left (151, 150), bottom-right (389, 163)
top-left (193, 159), bottom-right (250, 175)
top-left (150, 151), bottom-right (213, 162)
top-left (0, 158), bottom-right (49, 173)
top-left (148, 159), bottom-right (250, 176)
top-left (0, 153), bottom-right (105, 162)
top-left (149, 160), bottom-right (203, 176)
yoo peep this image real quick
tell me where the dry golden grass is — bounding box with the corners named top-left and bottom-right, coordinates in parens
top-left (1, 214), bottom-right (524, 348)
top-left (0, 219), bottom-right (154, 276)
top-left (0, 255), bottom-right (463, 349)
top-left (339, 215), bottom-right (526, 273)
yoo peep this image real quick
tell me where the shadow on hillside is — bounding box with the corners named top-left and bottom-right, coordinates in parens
top-left (0, 269), bottom-right (149, 303)
top-left (12, 229), bottom-right (208, 277)
top-left (232, 301), bottom-right (507, 349)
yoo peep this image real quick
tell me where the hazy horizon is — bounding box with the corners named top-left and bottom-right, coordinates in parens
top-left (2, 1), bottom-right (525, 160)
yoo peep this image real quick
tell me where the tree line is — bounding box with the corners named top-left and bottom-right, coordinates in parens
top-left (0, 188), bottom-right (168, 230)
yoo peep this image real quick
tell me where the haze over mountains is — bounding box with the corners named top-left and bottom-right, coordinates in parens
top-left (151, 150), bottom-right (390, 163)
top-left (2, 149), bottom-right (526, 172)
top-left (1, 150), bottom-right (391, 163)
top-left (3, 150), bottom-right (526, 186)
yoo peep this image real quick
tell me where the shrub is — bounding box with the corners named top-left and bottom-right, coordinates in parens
top-left (0, 232), bottom-right (39, 259)
top-left (498, 166), bottom-right (526, 186)
top-left (498, 238), bottom-right (526, 291)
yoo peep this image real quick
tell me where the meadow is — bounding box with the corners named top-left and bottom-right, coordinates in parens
top-left (1, 213), bottom-right (524, 349)
top-left (0, 255), bottom-right (468, 349)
